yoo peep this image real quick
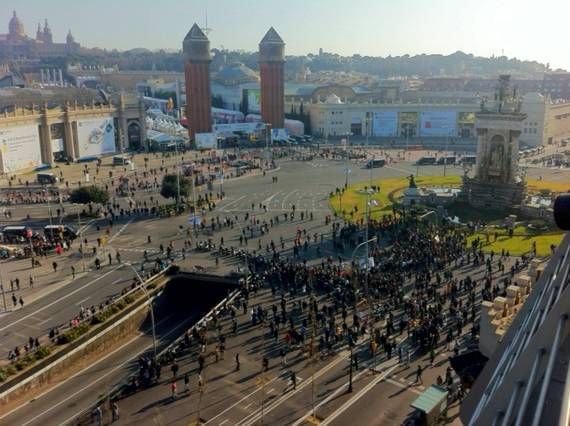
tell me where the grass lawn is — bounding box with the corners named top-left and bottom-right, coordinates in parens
top-left (329, 175), bottom-right (461, 221)
top-left (330, 175), bottom-right (566, 257)
top-left (466, 230), bottom-right (563, 257)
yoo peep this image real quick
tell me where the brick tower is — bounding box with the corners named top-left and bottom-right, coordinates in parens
top-left (183, 23), bottom-right (212, 140)
top-left (259, 27), bottom-right (285, 128)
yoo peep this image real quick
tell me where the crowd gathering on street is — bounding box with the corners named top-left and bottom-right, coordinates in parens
top-left (0, 148), bottom-right (535, 425)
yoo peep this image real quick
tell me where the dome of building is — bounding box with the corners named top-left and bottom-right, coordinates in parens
top-left (213, 63), bottom-right (259, 86)
top-left (324, 93), bottom-right (343, 104)
top-left (8, 11), bottom-right (25, 38)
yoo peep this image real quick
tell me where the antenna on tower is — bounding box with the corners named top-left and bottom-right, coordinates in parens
top-left (201, 2), bottom-right (212, 36)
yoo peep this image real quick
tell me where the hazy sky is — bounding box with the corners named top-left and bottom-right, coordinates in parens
top-left (2, 0), bottom-right (569, 70)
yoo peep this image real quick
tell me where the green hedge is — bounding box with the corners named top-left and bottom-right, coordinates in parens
top-left (9, 347), bottom-right (52, 373)
top-left (91, 297), bottom-right (132, 324)
top-left (57, 323), bottom-right (90, 345)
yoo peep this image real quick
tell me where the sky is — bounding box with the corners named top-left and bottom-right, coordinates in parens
top-left (2, 0), bottom-right (569, 70)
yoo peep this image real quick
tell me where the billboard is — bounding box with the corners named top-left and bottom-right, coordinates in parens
top-left (372, 111), bottom-right (398, 137)
top-left (195, 133), bottom-right (218, 149)
top-left (77, 118), bottom-right (116, 158)
top-left (247, 89), bottom-right (261, 113)
top-left (0, 125), bottom-right (42, 173)
top-left (213, 122), bottom-right (265, 134)
top-left (271, 128), bottom-right (289, 142)
top-left (51, 138), bottom-right (64, 153)
top-left (419, 111), bottom-right (456, 137)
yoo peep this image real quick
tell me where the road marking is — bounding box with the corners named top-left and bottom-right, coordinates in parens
top-left (204, 376), bottom-right (279, 425)
top-left (218, 420), bottom-right (229, 426)
top-left (237, 350), bottom-right (349, 426)
top-left (281, 190), bottom-right (297, 210)
top-left (14, 314), bottom-right (189, 426)
top-left (292, 359), bottom-right (398, 426)
top-left (78, 219), bottom-right (95, 234)
top-left (111, 278), bottom-right (123, 285)
top-left (0, 265), bottom-right (122, 333)
top-left (75, 297), bottom-right (90, 306)
top-left (219, 195), bottom-right (247, 212)
top-left (267, 388), bottom-right (275, 394)
top-left (320, 363), bottom-right (399, 425)
top-left (243, 402), bottom-right (253, 410)
top-left (108, 218), bottom-right (134, 243)
top-left (37, 316), bottom-right (52, 326)
top-left (385, 378), bottom-right (422, 395)
top-left (261, 191), bottom-right (282, 210)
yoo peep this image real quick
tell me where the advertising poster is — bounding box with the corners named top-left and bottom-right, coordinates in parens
top-left (0, 125), bottom-right (42, 172)
top-left (372, 111), bottom-right (398, 137)
top-left (271, 128), bottom-right (289, 142)
top-left (247, 89), bottom-right (261, 113)
top-left (77, 118), bottom-right (116, 158)
top-left (419, 111), bottom-right (457, 137)
top-left (195, 133), bottom-right (218, 149)
top-left (213, 122), bottom-right (265, 134)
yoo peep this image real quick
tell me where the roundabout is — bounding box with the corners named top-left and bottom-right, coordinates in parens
top-left (329, 174), bottom-right (565, 257)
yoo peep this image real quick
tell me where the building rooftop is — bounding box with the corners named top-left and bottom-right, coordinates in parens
top-left (213, 63), bottom-right (259, 86)
top-left (260, 27), bottom-right (284, 45)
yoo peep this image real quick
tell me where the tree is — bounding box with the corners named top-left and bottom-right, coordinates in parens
top-left (160, 174), bottom-right (191, 201)
top-left (69, 186), bottom-right (109, 205)
top-left (211, 95), bottom-right (224, 108)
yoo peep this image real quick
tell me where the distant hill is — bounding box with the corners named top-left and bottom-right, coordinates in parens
top-left (65, 48), bottom-right (551, 79)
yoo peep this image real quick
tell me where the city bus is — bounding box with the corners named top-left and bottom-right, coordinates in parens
top-left (365, 159), bottom-right (386, 168)
top-left (43, 225), bottom-right (78, 241)
top-left (415, 156), bottom-right (437, 165)
top-left (437, 156), bottom-right (456, 165)
top-left (460, 155), bottom-right (477, 165)
top-left (0, 226), bottom-right (31, 244)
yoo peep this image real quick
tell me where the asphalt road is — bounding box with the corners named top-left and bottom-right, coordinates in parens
top-left (0, 152), bottom-right (557, 425)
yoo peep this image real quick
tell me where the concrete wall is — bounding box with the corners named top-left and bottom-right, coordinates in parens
top-left (0, 299), bottom-right (150, 409)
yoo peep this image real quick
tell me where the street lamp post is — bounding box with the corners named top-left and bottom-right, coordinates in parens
top-left (171, 130), bottom-right (181, 211)
top-left (265, 123), bottom-right (272, 169)
top-left (444, 131), bottom-right (450, 177)
top-left (344, 133), bottom-right (351, 189)
top-left (351, 235), bottom-right (377, 371)
top-left (76, 207), bottom-right (86, 272)
top-left (348, 344), bottom-right (354, 393)
top-left (125, 263), bottom-right (157, 361)
top-left (0, 275), bottom-right (6, 312)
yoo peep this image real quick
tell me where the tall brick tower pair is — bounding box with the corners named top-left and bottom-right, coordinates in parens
top-left (183, 24), bottom-right (212, 140)
top-left (259, 27), bottom-right (285, 129)
top-left (183, 25), bottom-right (285, 140)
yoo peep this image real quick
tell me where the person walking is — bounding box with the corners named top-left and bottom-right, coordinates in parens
top-left (235, 353), bottom-right (240, 371)
top-left (171, 380), bottom-right (177, 399)
top-left (112, 401), bottom-right (119, 422)
top-left (93, 405), bottom-right (102, 426)
top-left (52, 261), bottom-right (58, 272)
top-left (280, 348), bottom-right (287, 367)
top-left (12, 293), bottom-right (17, 308)
top-left (19, 296), bottom-right (24, 308)
top-left (184, 372), bottom-right (190, 393)
top-left (416, 365), bottom-right (423, 384)
top-left (291, 371), bottom-right (297, 390)
top-left (198, 373), bottom-right (204, 393)
top-left (71, 265), bottom-right (76, 279)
